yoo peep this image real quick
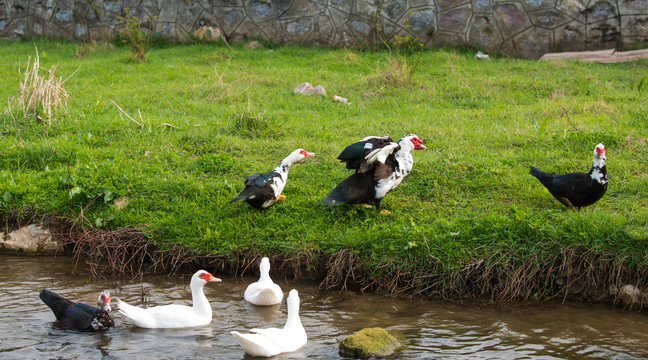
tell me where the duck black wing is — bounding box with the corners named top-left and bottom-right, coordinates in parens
top-left (338, 136), bottom-right (395, 173)
top-left (230, 171), bottom-right (282, 208)
top-left (40, 289), bottom-right (104, 331)
top-left (529, 167), bottom-right (606, 209)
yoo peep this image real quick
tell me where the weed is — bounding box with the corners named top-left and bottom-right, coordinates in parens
top-left (373, 6), bottom-right (425, 88)
top-left (7, 48), bottom-right (76, 125)
top-left (115, 9), bottom-right (158, 62)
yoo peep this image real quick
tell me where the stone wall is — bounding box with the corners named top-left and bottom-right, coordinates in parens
top-left (0, 0), bottom-right (647, 59)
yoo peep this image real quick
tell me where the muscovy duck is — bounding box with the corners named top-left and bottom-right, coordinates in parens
top-left (244, 257), bottom-right (283, 306)
top-left (39, 289), bottom-right (114, 331)
top-left (529, 143), bottom-right (607, 211)
top-left (117, 270), bottom-right (221, 328)
top-left (231, 289), bottom-right (307, 357)
top-left (322, 134), bottom-right (426, 213)
top-left (230, 149), bottom-right (315, 209)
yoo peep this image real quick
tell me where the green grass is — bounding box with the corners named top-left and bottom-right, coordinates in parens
top-left (1, 40), bottom-right (647, 297)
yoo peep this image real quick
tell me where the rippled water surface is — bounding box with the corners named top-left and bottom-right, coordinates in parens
top-left (1, 254), bottom-right (647, 359)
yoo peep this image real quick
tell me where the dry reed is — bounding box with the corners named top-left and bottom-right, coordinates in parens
top-left (8, 48), bottom-right (77, 125)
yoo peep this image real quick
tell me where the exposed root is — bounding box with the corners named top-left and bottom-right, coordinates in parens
top-left (321, 249), bottom-right (368, 292)
top-left (16, 216), bottom-right (648, 306)
top-left (48, 218), bottom-right (196, 279)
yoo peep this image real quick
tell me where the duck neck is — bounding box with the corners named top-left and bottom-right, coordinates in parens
top-left (284, 299), bottom-right (302, 330)
top-left (191, 282), bottom-right (212, 316)
top-left (590, 157), bottom-right (607, 185)
top-left (275, 158), bottom-right (295, 176)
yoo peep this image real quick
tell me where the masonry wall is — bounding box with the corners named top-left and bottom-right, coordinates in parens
top-left (1, 0), bottom-right (647, 59)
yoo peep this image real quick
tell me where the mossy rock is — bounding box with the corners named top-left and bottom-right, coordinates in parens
top-left (339, 327), bottom-right (402, 358)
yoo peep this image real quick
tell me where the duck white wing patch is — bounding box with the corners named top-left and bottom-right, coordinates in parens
top-left (360, 135), bottom-right (390, 142)
top-left (365, 143), bottom-right (399, 164)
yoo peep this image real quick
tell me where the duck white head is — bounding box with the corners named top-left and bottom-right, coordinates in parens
top-left (593, 143), bottom-right (606, 163)
top-left (97, 291), bottom-right (111, 312)
top-left (282, 149), bottom-right (315, 166)
top-left (398, 134), bottom-right (427, 152)
top-left (192, 270), bottom-right (221, 287)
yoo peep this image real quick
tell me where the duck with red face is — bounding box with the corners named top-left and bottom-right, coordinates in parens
top-left (322, 134), bottom-right (427, 214)
top-left (39, 289), bottom-right (114, 331)
top-left (529, 143), bottom-right (608, 211)
top-left (231, 149), bottom-right (315, 209)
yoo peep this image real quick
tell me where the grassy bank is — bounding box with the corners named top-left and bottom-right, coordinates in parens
top-left (1, 40), bottom-right (647, 301)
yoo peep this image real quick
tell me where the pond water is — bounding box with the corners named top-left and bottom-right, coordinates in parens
top-left (1, 254), bottom-right (647, 359)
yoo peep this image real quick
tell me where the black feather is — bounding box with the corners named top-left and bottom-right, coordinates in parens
top-left (39, 289), bottom-right (114, 331)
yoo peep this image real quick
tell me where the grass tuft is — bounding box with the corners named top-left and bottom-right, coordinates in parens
top-left (7, 48), bottom-right (76, 125)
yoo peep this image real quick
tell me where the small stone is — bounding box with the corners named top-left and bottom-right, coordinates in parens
top-left (309, 85), bottom-right (327, 97)
top-left (339, 327), bottom-right (401, 358)
top-left (293, 82), bottom-right (313, 95)
top-left (0, 225), bottom-right (63, 255)
top-left (619, 284), bottom-right (641, 308)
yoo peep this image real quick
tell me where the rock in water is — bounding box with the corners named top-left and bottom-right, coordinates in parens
top-left (339, 327), bottom-right (401, 358)
top-left (619, 284), bottom-right (641, 308)
top-left (0, 225), bottom-right (63, 255)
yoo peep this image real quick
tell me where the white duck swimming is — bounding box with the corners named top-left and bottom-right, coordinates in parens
top-left (117, 270), bottom-right (221, 329)
top-left (231, 289), bottom-right (307, 357)
top-left (244, 257), bottom-right (283, 306)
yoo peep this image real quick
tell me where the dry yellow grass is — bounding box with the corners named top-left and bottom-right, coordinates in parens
top-left (8, 48), bottom-right (76, 125)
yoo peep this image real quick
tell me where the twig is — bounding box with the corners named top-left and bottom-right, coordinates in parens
top-left (156, 123), bottom-right (178, 129)
top-left (110, 100), bottom-right (144, 129)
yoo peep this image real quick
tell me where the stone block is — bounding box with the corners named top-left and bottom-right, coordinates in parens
top-left (246, 1), bottom-right (276, 23)
top-left (621, 15), bottom-right (648, 37)
top-left (381, 0), bottom-right (407, 22)
top-left (405, 8), bottom-right (436, 33)
top-left (494, 3), bottom-right (532, 38)
top-left (528, 9), bottom-right (573, 29)
top-left (468, 14), bottom-right (504, 53)
top-left (329, 0), bottom-right (353, 13)
top-left (438, 6), bottom-right (472, 34)
top-left (520, 0), bottom-right (556, 10)
top-left (216, 7), bottom-right (245, 37)
top-left (177, 1), bottom-right (205, 29)
top-left (281, 0), bottom-right (326, 18)
top-left (554, 22), bottom-right (587, 51)
top-left (436, 0), bottom-right (471, 11)
top-left (0, 225), bottom-right (63, 255)
top-left (431, 31), bottom-right (466, 47)
top-left (587, 0), bottom-right (618, 22)
top-left (472, 0), bottom-right (493, 13)
top-left (314, 13), bottom-right (335, 41)
top-left (586, 19), bottom-right (621, 49)
top-left (285, 17), bottom-right (313, 37)
top-left (514, 26), bottom-right (553, 58)
top-left (618, 0), bottom-right (648, 15)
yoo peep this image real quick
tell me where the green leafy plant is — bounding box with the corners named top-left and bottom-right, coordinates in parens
top-left (116, 9), bottom-right (158, 62)
top-left (373, 7), bottom-right (424, 88)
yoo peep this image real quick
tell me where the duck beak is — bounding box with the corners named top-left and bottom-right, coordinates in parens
top-left (306, 152), bottom-right (315, 157)
top-left (103, 303), bottom-right (112, 312)
top-left (415, 144), bottom-right (427, 150)
top-left (209, 276), bottom-right (222, 283)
